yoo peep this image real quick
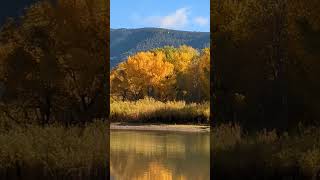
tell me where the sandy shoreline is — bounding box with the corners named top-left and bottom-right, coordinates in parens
top-left (110, 123), bottom-right (210, 133)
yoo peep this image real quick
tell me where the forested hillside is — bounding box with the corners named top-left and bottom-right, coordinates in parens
top-left (110, 28), bottom-right (210, 68)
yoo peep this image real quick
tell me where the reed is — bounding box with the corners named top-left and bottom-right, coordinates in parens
top-left (110, 97), bottom-right (210, 124)
top-left (213, 123), bottom-right (320, 179)
top-left (0, 121), bottom-right (109, 180)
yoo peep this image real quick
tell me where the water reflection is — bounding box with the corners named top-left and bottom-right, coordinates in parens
top-left (110, 130), bottom-right (210, 180)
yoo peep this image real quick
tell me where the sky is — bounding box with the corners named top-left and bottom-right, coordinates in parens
top-left (111, 0), bottom-right (210, 32)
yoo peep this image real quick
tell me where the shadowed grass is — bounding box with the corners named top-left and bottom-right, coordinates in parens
top-left (0, 121), bottom-right (109, 180)
top-left (213, 123), bottom-right (320, 179)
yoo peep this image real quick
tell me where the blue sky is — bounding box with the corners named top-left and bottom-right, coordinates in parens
top-left (111, 0), bottom-right (210, 32)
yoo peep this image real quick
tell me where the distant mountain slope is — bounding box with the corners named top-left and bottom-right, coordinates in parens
top-left (110, 28), bottom-right (210, 68)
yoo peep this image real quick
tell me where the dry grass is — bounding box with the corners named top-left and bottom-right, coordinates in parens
top-left (0, 121), bottom-right (109, 179)
top-left (213, 123), bottom-right (320, 179)
top-left (110, 97), bottom-right (210, 124)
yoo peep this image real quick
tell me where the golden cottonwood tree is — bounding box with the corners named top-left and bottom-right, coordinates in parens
top-left (212, 0), bottom-right (320, 129)
top-left (183, 48), bottom-right (210, 102)
top-left (0, 0), bottom-right (108, 125)
top-left (111, 46), bottom-right (210, 102)
top-left (111, 51), bottom-right (174, 100)
top-left (196, 48), bottom-right (210, 101)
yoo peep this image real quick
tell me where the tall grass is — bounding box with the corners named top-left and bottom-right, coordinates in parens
top-left (213, 123), bottom-right (320, 179)
top-left (110, 97), bottom-right (210, 124)
top-left (0, 121), bottom-right (109, 179)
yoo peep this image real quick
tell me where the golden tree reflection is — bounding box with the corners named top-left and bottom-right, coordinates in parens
top-left (110, 131), bottom-right (210, 180)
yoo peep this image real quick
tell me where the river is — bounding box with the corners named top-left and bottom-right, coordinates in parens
top-left (110, 130), bottom-right (210, 180)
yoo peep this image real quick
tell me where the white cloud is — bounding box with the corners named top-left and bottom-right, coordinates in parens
top-left (131, 8), bottom-right (209, 31)
top-left (145, 8), bottom-right (190, 29)
top-left (193, 16), bottom-right (209, 26)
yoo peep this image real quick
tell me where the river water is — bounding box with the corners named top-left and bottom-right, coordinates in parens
top-left (110, 130), bottom-right (210, 180)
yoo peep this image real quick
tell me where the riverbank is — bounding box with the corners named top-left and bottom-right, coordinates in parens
top-left (111, 122), bottom-right (210, 133)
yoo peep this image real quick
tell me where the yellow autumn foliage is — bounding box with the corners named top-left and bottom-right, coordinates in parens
top-left (111, 45), bottom-right (210, 102)
top-left (111, 51), bottom-right (174, 100)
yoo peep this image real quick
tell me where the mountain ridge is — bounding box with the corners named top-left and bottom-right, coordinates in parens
top-left (110, 27), bottom-right (210, 68)
top-left (111, 27), bottom-right (209, 33)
